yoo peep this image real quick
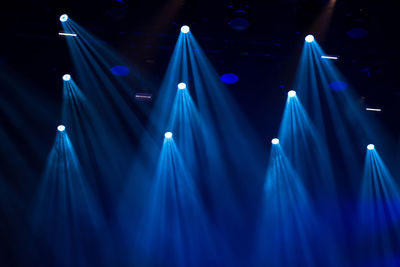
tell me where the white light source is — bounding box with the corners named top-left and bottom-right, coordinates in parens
top-left (271, 138), bottom-right (279, 145)
top-left (305, 35), bottom-right (314, 43)
top-left (58, 32), bottom-right (77, 37)
top-left (60, 14), bottom-right (69, 23)
top-left (181, 25), bottom-right (190, 34)
top-left (366, 108), bottom-right (382, 112)
top-left (63, 74), bottom-right (71, 81)
top-left (367, 144), bottom-right (375, 150)
top-left (321, 55), bottom-right (338, 60)
top-left (177, 82), bottom-right (186, 90)
top-left (165, 132), bottom-right (173, 139)
top-left (57, 125), bottom-right (66, 132)
top-left (288, 90), bottom-right (296, 97)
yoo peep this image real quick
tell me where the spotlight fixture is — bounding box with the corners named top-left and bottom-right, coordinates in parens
top-left (271, 138), bottom-right (279, 145)
top-left (62, 74), bottom-right (71, 81)
top-left (165, 132), bottom-right (173, 139)
top-left (177, 82), bottom-right (187, 90)
top-left (305, 35), bottom-right (314, 43)
top-left (288, 90), bottom-right (296, 97)
top-left (367, 144), bottom-right (375, 150)
top-left (181, 25), bottom-right (190, 34)
top-left (60, 14), bottom-right (69, 23)
top-left (57, 125), bottom-right (66, 132)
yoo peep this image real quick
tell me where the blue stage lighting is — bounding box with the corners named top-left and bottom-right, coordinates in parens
top-left (367, 144), bottom-right (375, 150)
top-left (110, 65), bottom-right (130, 76)
top-left (62, 74), bottom-right (71, 81)
top-left (220, 73), bottom-right (239, 84)
top-left (165, 132), bottom-right (173, 139)
top-left (288, 90), bottom-right (296, 98)
top-left (329, 81), bottom-right (348, 91)
top-left (305, 35), bottom-right (314, 43)
top-left (178, 83), bottom-right (187, 90)
top-left (181, 25), bottom-right (190, 34)
top-left (271, 138), bottom-right (279, 145)
top-left (57, 125), bottom-right (66, 132)
top-left (60, 14), bottom-right (69, 23)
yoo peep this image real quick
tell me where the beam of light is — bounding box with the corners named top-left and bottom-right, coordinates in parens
top-left (58, 32), bottom-right (78, 37)
top-left (256, 143), bottom-right (321, 266)
top-left (321, 56), bottom-right (338, 60)
top-left (57, 125), bottom-right (65, 132)
top-left (177, 82), bottom-right (186, 90)
top-left (32, 131), bottom-right (109, 265)
top-left (292, 34), bottom-right (390, 184)
top-left (305, 35), bottom-right (314, 43)
top-left (271, 138), bottom-right (279, 145)
top-left (366, 108), bottom-right (382, 112)
top-left (137, 136), bottom-right (215, 265)
top-left (59, 14), bottom-right (68, 22)
top-left (357, 147), bottom-right (400, 265)
top-left (62, 74), bottom-right (71, 81)
top-left (181, 25), bottom-right (190, 33)
top-left (308, 0), bottom-right (337, 41)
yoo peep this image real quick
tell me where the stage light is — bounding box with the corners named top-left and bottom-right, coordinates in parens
top-left (321, 55), bottom-right (338, 60)
top-left (165, 132), bottom-right (173, 139)
top-left (271, 138), bottom-right (279, 145)
top-left (181, 25), bottom-right (190, 34)
top-left (288, 90), bottom-right (296, 97)
top-left (305, 35), bottom-right (314, 43)
top-left (367, 144), bottom-right (375, 150)
top-left (57, 125), bottom-right (66, 132)
top-left (366, 108), bottom-right (382, 112)
top-left (58, 32), bottom-right (77, 37)
top-left (62, 74), bottom-right (71, 81)
top-left (177, 82), bottom-right (186, 90)
top-left (60, 14), bottom-right (69, 23)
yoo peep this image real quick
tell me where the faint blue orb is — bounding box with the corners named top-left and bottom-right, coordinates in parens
top-left (346, 28), bottom-right (368, 39)
top-left (60, 14), bottom-right (68, 22)
top-left (228, 17), bottom-right (250, 30)
top-left (271, 138), bottom-right (279, 145)
top-left (221, 73), bottom-right (239, 84)
top-left (329, 81), bottom-right (348, 91)
top-left (110, 65), bottom-right (130, 76)
top-left (165, 132), bottom-right (173, 139)
top-left (305, 35), bottom-right (314, 43)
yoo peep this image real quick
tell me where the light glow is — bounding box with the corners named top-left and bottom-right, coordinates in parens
top-left (57, 125), bottom-right (66, 132)
top-left (366, 108), bottom-right (382, 112)
top-left (288, 90), bottom-right (296, 98)
top-left (305, 35), bottom-right (314, 43)
top-left (321, 55), bottom-right (338, 60)
top-left (165, 132), bottom-right (173, 139)
top-left (367, 144), bottom-right (375, 150)
top-left (60, 14), bottom-right (68, 22)
top-left (62, 74), bottom-right (71, 81)
top-left (59, 32), bottom-right (77, 37)
top-left (271, 138), bottom-right (279, 145)
top-left (181, 25), bottom-right (190, 34)
top-left (177, 82), bottom-right (187, 90)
